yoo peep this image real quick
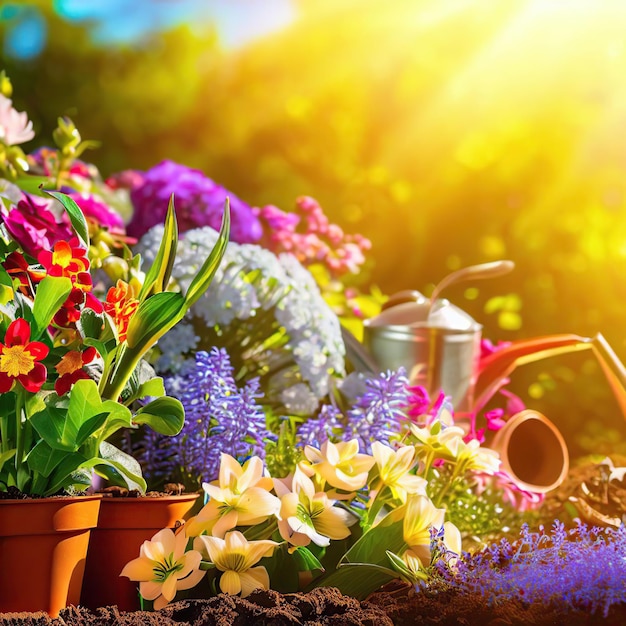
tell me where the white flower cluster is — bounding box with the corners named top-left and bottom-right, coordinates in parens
top-left (137, 226), bottom-right (346, 409)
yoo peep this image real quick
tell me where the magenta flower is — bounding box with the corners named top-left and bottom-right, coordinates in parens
top-left (68, 193), bottom-right (125, 231)
top-left (126, 160), bottom-right (262, 243)
top-left (1, 194), bottom-right (73, 259)
top-left (255, 196), bottom-right (371, 278)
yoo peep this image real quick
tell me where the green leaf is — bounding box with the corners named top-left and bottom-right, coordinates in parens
top-left (27, 440), bottom-right (71, 478)
top-left (45, 452), bottom-right (92, 495)
top-left (292, 546), bottom-right (325, 573)
top-left (136, 376), bottom-right (166, 400)
top-left (46, 190), bottom-right (89, 248)
top-left (0, 448), bottom-right (16, 468)
top-left (13, 175), bottom-right (54, 196)
top-left (125, 291), bottom-right (186, 350)
top-left (312, 562), bottom-right (400, 599)
top-left (93, 442), bottom-right (146, 492)
top-left (133, 396), bottom-right (185, 435)
top-left (307, 511), bottom-right (408, 598)
top-left (138, 195), bottom-right (178, 302)
top-left (184, 198), bottom-right (230, 308)
top-left (31, 275), bottom-right (73, 337)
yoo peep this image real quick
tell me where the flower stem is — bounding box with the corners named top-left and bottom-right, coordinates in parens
top-left (14, 387), bottom-right (24, 472)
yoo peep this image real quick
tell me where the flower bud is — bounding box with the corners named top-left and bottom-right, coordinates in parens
top-left (52, 116), bottom-right (81, 156)
top-left (0, 71), bottom-right (12, 98)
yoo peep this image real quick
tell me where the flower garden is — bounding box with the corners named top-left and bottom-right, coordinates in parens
top-left (0, 70), bottom-right (625, 626)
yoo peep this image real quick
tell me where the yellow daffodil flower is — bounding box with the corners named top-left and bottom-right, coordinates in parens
top-left (371, 441), bottom-right (427, 503)
top-left (301, 439), bottom-right (375, 492)
top-left (120, 527), bottom-right (205, 610)
top-left (185, 454), bottom-right (280, 538)
top-left (274, 467), bottom-right (356, 548)
top-left (194, 530), bottom-right (278, 597)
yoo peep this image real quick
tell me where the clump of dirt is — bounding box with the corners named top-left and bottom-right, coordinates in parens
top-left (0, 588), bottom-right (393, 626)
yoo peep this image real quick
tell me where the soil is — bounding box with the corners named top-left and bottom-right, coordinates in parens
top-left (1, 585), bottom-right (624, 626)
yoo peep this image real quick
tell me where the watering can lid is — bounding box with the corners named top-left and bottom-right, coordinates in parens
top-left (365, 290), bottom-right (482, 331)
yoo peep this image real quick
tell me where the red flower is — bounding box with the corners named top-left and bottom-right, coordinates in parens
top-left (38, 238), bottom-right (93, 292)
top-left (0, 319), bottom-right (49, 393)
top-left (2, 251), bottom-right (45, 297)
top-left (54, 346), bottom-right (97, 396)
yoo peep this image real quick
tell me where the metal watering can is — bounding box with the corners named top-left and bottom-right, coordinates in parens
top-left (360, 261), bottom-right (626, 493)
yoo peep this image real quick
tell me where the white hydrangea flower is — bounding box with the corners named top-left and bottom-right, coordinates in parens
top-left (135, 225), bottom-right (346, 408)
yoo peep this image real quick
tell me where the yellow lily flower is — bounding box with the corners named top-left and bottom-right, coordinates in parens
top-left (301, 439), bottom-right (375, 492)
top-left (274, 467), bottom-right (356, 548)
top-left (120, 527), bottom-right (205, 610)
top-left (409, 421), bottom-right (466, 463)
top-left (371, 441), bottom-right (427, 503)
top-left (194, 530), bottom-right (278, 597)
top-left (455, 438), bottom-right (501, 474)
top-left (185, 454), bottom-right (280, 538)
top-left (401, 494), bottom-right (446, 566)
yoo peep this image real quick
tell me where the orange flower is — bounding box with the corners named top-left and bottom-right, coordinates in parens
top-left (54, 346), bottom-right (98, 395)
top-left (38, 238), bottom-right (91, 289)
top-left (103, 280), bottom-right (139, 343)
top-left (0, 318), bottom-right (48, 393)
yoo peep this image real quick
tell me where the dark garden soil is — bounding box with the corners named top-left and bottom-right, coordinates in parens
top-left (2, 585), bottom-right (625, 626)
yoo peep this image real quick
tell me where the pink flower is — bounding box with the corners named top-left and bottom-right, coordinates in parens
top-left (0, 95), bottom-right (34, 145)
top-left (1, 194), bottom-right (73, 259)
top-left (68, 193), bottom-right (125, 231)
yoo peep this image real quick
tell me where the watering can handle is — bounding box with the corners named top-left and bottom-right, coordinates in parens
top-left (429, 260), bottom-right (515, 305)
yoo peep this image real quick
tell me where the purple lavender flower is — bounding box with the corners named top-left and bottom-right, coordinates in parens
top-left (296, 369), bottom-right (410, 453)
top-left (343, 369), bottom-right (410, 453)
top-left (296, 404), bottom-right (344, 448)
top-left (127, 160), bottom-right (262, 243)
top-left (439, 520), bottom-right (626, 618)
top-left (165, 347), bottom-right (272, 486)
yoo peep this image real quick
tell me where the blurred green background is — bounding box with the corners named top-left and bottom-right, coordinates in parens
top-left (3, 0), bottom-right (626, 455)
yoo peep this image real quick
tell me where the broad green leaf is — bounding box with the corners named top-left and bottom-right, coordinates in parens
top-left (136, 376), bottom-right (166, 400)
top-left (27, 440), bottom-right (71, 477)
top-left (312, 562), bottom-right (400, 599)
top-left (292, 546), bottom-right (325, 573)
top-left (31, 275), bottom-right (73, 337)
top-left (133, 396), bottom-right (185, 435)
top-left (184, 199), bottom-right (230, 308)
top-left (46, 190), bottom-right (89, 248)
top-left (44, 452), bottom-right (92, 495)
top-left (138, 195), bottom-right (178, 302)
top-left (124, 291), bottom-right (186, 350)
top-left (94, 442), bottom-right (146, 492)
top-left (30, 404), bottom-right (74, 451)
top-left (13, 175), bottom-right (54, 196)
top-left (0, 448), bottom-right (16, 468)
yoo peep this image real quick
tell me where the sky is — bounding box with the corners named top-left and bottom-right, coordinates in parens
top-left (2, 0), bottom-right (295, 59)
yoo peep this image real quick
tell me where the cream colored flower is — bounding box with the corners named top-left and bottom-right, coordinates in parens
top-left (409, 421), bottom-right (465, 462)
top-left (371, 441), bottom-right (427, 503)
top-left (185, 454), bottom-right (280, 538)
top-left (401, 494), bottom-right (446, 566)
top-left (274, 467), bottom-right (355, 548)
top-left (195, 531), bottom-right (277, 597)
top-left (301, 439), bottom-right (375, 492)
top-left (0, 95), bottom-right (34, 145)
top-left (120, 527), bottom-right (205, 610)
top-left (456, 438), bottom-right (501, 474)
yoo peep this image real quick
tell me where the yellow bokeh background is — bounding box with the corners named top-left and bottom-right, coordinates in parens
top-left (4, 0), bottom-right (626, 452)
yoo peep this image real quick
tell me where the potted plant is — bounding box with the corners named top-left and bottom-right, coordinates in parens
top-left (0, 75), bottom-right (229, 615)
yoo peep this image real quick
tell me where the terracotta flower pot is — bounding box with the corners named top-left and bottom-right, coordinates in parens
top-left (81, 493), bottom-right (200, 611)
top-left (0, 494), bottom-right (102, 617)
top-left (490, 409), bottom-right (569, 493)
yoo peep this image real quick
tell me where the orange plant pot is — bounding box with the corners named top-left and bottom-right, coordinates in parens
top-left (0, 494), bottom-right (102, 617)
top-left (81, 493), bottom-right (200, 611)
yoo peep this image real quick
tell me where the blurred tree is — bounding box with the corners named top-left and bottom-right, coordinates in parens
top-left (3, 0), bottom-right (626, 444)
